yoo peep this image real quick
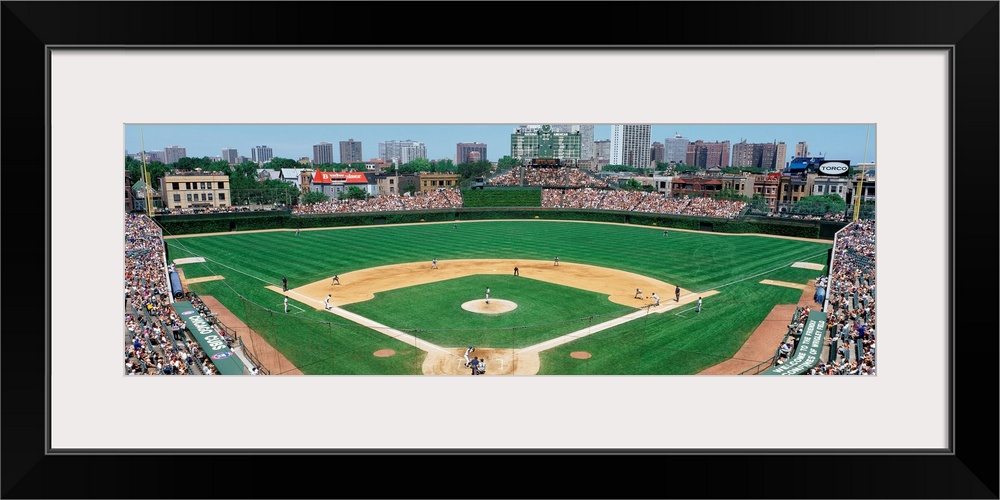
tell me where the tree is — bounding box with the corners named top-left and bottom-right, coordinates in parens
top-left (174, 156), bottom-right (212, 170)
top-left (674, 165), bottom-right (699, 173)
top-left (302, 190), bottom-right (329, 204)
top-left (619, 178), bottom-right (643, 191)
top-left (457, 160), bottom-right (492, 180)
top-left (405, 157), bottom-right (433, 172)
top-left (142, 161), bottom-right (171, 187)
top-left (497, 156), bottom-right (520, 169)
top-left (750, 194), bottom-right (769, 212)
top-left (125, 156), bottom-right (143, 182)
top-left (339, 186), bottom-right (368, 201)
top-left (602, 164), bottom-right (635, 173)
top-left (792, 193), bottom-right (847, 215)
top-left (263, 157), bottom-right (298, 170)
top-left (209, 160), bottom-right (231, 173)
top-left (231, 161), bottom-right (257, 178)
top-left (434, 159), bottom-right (455, 172)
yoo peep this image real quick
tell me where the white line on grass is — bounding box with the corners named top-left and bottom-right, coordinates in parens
top-left (285, 291), bottom-right (455, 356)
top-left (696, 250), bottom-right (828, 295)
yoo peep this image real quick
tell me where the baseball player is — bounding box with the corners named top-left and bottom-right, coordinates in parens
top-left (634, 288), bottom-right (643, 299)
top-left (553, 256), bottom-right (559, 266)
top-left (477, 357), bottom-right (487, 375)
top-left (675, 285), bottom-right (681, 302)
top-left (432, 258), bottom-right (438, 269)
top-left (697, 297), bottom-right (702, 313)
top-left (651, 293), bottom-right (660, 307)
top-left (331, 275), bottom-right (340, 285)
top-left (284, 296), bottom-right (289, 313)
top-left (325, 294), bottom-right (332, 310)
top-left (485, 287), bottom-right (490, 304)
top-left (464, 346), bottom-right (475, 367)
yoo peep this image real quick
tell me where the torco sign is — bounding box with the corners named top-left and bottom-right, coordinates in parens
top-left (817, 161), bottom-right (851, 176)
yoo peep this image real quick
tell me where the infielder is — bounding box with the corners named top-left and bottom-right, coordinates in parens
top-left (651, 293), bottom-right (660, 307)
top-left (485, 287), bottom-right (490, 304)
top-left (325, 294), bottom-right (332, 310)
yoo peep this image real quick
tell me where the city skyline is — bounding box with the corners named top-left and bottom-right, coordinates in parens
top-left (124, 124), bottom-right (877, 165)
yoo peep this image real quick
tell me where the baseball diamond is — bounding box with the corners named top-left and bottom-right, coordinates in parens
top-left (164, 219), bottom-right (833, 375)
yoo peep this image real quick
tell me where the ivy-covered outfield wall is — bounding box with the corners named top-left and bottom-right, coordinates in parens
top-left (155, 207), bottom-right (840, 240)
top-left (460, 188), bottom-right (542, 207)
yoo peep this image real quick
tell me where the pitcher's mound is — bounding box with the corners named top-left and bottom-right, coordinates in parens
top-left (462, 299), bottom-right (517, 314)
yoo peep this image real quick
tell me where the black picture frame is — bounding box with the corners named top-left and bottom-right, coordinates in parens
top-left (3, 2), bottom-right (997, 498)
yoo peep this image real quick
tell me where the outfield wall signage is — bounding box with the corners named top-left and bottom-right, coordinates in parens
top-left (760, 310), bottom-right (827, 375)
top-left (172, 301), bottom-right (244, 375)
top-left (817, 160), bottom-right (851, 176)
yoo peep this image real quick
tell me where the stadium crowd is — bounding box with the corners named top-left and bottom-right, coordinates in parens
top-left (542, 189), bottom-right (748, 219)
top-left (292, 189), bottom-right (463, 215)
top-left (820, 218), bottom-right (876, 375)
top-left (487, 167), bottom-right (610, 188)
top-left (125, 212), bottom-right (238, 375)
top-left (780, 218), bottom-right (875, 375)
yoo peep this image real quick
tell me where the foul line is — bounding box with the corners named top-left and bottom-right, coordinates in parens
top-left (283, 289), bottom-right (455, 357)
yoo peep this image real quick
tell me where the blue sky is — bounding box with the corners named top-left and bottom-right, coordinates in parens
top-left (124, 124), bottom-right (876, 165)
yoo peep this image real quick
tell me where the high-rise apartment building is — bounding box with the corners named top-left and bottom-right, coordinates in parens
top-left (379, 140), bottom-right (427, 165)
top-left (510, 125), bottom-right (581, 161)
top-left (164, 146), bottom-right (187, 165)
top-left (456, 142), bottom-right (488, 164)
top-left (251, 145), bottom-right (274, 165)
top-left (731, 140), bottom-right (786, 171)
top-left (774, 142), bottom-right (787, 170)
top-left (650, 141), bottom-right (665, 164)
top-left (577, 125), bottom-right (595, 160)
top-left (594, 139), bottom-right (611, 159)
top-left (610, 124), bottom-right (652, 168)
top-left (340, 139), bottom-right (363, 163)
top-left (664, 133), bottom-right (689, 164)
top-left (685, 140), bottom-right (731, 169)
top-left (313, 142), bottom-right (334, 165)
top-left (145, 151), bottom-right (166, 164)
top-left (222, 148), bottom-right (239, 165)
top-left (795, 141), bottom-right (809, 158)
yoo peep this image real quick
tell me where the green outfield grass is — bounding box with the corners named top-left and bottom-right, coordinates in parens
top-left (165, 220), bottom-right (831, 374)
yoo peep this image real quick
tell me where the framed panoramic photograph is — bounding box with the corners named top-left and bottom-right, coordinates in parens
top-left (7, 1), bottom-right (997, 499)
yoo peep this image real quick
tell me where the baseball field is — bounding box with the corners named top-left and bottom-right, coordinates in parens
top-left (164, 219), bottom-right (831, 375)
